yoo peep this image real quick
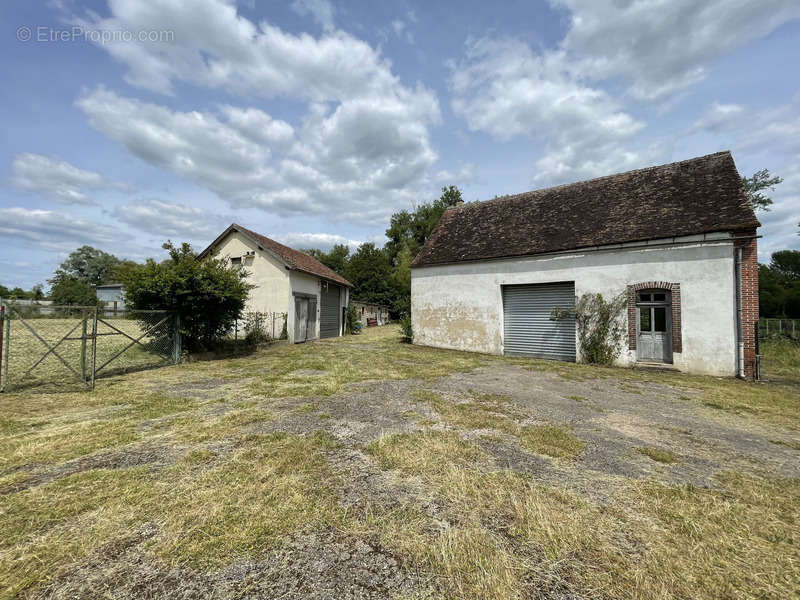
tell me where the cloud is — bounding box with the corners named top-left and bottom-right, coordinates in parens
top-left (11, 153), bottom-right (130, 204)
top-left (78, 87), bottom-right (437, 223)
top-left (434, 163), bottom-right (477, 185)
top-left (391, 19), bottom-right (414, 44)
top-left (271, 232), bottom-right (363, 252)
top-left (0, 207), bottom-right (130, 252)
top-left (449, 36), bottom-right (650, 185)
top-left (690, 102), bottom-right (746, 133)
top-left (554, 0), bottom-right (800, 100)
top-left (290, 0), bottom-right (335, 32)
top-left (114, 198), bottom-right (231, 240)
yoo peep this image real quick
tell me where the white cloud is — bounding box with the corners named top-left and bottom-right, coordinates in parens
top-left (77, 87), bottom-right (437, 222)
top-left (114, 198), bottom-right (230, 240)
top-left (391, 19), bottom-right (414, 44)
top-left (449, 36), bottom-right (649, 185)
top-left (0, 207), bottom-right (129, 251)
top-left (290, 0), bottom-right (335, 32)
top-left (554, 0), bottom-right (800, 100)
top-left (434, 163), bottom-right (477, 185)
top-left (11, 153), bottom-right (129, 204)
top-left (271, 232), bottom-right (363, 252)
top-left (690, 102), bottom-right (746, 133)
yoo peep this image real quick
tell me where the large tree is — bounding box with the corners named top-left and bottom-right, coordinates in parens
top-left (759, 249), bottom-right (800, 318)
top-left (55, 245), bottom-right (123, 285)
top-left (742, 169), bottom-right (782, 212)
top-left (342, 243), bottom-right (395, 307)
top-left (48, 274), bottom-right (98, 306)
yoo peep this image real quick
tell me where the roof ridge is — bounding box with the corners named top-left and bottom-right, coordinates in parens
top-left (458, 151), bottom-right (733, 211)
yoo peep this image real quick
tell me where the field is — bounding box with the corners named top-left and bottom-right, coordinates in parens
top-left (0, 311), bottom-right (175, 391)
top-left (0, 326), bottom-right (798, 599)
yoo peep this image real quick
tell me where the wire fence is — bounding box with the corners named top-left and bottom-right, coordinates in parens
top-left (227, 312), bottom-right (287, 344)
top-left (758, 318), bottom-right (800, 340)
top-left (0, 303), bottom-right (180, 392)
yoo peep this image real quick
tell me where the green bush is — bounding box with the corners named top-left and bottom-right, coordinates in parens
top-left (574, 292), bottom-right (627, 365)
top-left (345, 304), bottom-right (361, 334)
top-left (122, 242), bottom-right (252, 352)
top-left (400, 313), bottom-right (413, 343)
top-left (48, 274), bottom-right (99, 306)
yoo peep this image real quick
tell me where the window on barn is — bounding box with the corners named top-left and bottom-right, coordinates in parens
top-left (231, 256), bottom-right (242, 265)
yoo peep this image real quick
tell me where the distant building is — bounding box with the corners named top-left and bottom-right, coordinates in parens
top-left (352, 300), bottom-right (390, 326)
top-left (95, 283), bottom-right (125, 311)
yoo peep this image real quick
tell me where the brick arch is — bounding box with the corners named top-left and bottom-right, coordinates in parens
top-left (627, 282), bottom-right (682, 353)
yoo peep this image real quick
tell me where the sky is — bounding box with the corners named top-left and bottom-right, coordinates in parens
top-left (1, 0), bottom-right (799, 290)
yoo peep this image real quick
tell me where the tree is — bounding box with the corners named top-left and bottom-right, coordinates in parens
top-left (342, 243), bottom-right (395, 307)
top-left (121, 241), bottom-right (252, 351)
top-left (56, 245), bottom-right (122, 285)
top-left (742, 169), bottom-right (782, 212)
top-left (31, 284), bottom-right (45, 300)
top-left (49, 274), bottom-right (98, 306)
top-left (304, 244), bottom-right (350, 275)
top-left (0, 284), bottom-right (9, 299)
top-left (759, 250), bottom-right (800, 318)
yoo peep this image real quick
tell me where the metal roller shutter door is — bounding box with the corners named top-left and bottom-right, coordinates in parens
top-left (503, 282), bottom-right (576, 361)
top-left (320, 283), bottom-right (341, 338)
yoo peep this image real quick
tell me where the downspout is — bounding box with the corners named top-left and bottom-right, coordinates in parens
top-left (735, 247), bottom-right (745, 378)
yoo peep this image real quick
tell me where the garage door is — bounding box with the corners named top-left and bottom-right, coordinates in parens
top-left (320, 283), bottom-right (341, 339)
top-left (502, 282), bottom-right (576, 361)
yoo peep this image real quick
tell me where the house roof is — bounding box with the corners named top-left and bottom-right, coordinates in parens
top-left (198, 224), bottom-right (352, 287)
top-left (411, 151), bottom-right (760, 268)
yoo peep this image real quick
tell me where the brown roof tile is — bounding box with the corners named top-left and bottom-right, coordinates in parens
top-left (411, 151), bottom-right (759, 268)
top-left (201, 224), bottom-right (352, 287)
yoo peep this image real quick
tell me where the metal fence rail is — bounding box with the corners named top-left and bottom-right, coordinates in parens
top-left (0, 303), bottom-right (180, 392)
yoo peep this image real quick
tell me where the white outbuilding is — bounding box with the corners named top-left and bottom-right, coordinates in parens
top-left (410, 152), bottom-right (760, 379)
top-left (199, 224), bottom-right (352, 343)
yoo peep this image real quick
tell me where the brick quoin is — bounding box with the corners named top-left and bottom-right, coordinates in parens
top-left (736, 230), bottom-right (759, 381)
top-left (627, 282), bottom-right (682, 355)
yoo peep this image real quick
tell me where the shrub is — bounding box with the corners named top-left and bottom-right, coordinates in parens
top-left (400, 313), bottom-right (413, 343)
top-left (122, 242), bottom-right (252, 352)
top-left (574, 292), bottom-right (627, 365)
top-left (244, 312), bottom-right (270, 345)
top-left (48, 274), bottom-right (99, 306)
top-left (345, 304), bottom-right (361, 335)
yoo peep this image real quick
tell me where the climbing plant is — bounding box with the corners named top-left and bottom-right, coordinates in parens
top-left (574, 292), bottom-right (627, 365)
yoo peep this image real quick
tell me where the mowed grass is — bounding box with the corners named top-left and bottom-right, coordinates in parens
top-left (0, 325), bottom-right (798, 599)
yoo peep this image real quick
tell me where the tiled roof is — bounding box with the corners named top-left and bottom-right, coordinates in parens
top-left (412, 151), bottom-right (760, 268)
top-left (201, 224), bottom-right (352, 287)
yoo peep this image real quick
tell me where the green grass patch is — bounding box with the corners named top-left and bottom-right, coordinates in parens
top-left (637, 446), bottom-right (679, 464)
top-left (517, 424), bottom-right (585, 459)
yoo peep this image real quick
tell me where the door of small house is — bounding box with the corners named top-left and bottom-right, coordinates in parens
top-left (294, 296), bottom-right (318, 343)
top-left (636, 290), bottom-right (672, 363)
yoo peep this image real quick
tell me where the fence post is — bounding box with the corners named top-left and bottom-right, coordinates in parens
top-left (90, 308), bottom-right (98, 391)
top-left (1, 308), bottom-right (9, 392)
top-left (0, 305), bottom-right (4, 391)
top-left (80, 312), bottom-right (88, 382)
top-left (173, 313), bottom-right (181, 364)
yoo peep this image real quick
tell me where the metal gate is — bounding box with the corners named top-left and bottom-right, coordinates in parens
top-left (502, 282), bottom-right (576, 361)
top-left (0, 303), bottom-right (180, 392)
top-left (320, 283), bottom-right (341, 338)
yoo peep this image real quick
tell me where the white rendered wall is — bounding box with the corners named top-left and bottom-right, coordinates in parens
top-left (208, 232), bottom-right (289, 315)
top-left (411, 238), bottom-right (737, 376)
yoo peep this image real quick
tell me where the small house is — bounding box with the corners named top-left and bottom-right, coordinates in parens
top-left (199, 224), bottom-right (352, 343)
top-left (411, 152), bottom-right (760, 379)
top-left (95, 283), bottom-right (125, 311)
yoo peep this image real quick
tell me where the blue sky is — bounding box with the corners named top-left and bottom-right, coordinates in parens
top-left (1, 0), bottom-right (799, 290)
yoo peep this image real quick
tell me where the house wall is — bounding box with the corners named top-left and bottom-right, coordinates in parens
top-left (287, 272), bottom-right (349, 342)
top-left (353, 302), bottom-right (388, 325)
top-left (411, 234), bottom-right (739, 376)
top-left (210, 231), bottom-right (290, 315)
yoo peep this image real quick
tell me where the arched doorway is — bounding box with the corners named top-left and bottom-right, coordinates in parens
top-left (636, 289), bottom-right (672, 363)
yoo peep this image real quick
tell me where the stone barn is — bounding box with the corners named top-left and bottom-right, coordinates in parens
top-left (410, 152), bottom-right (760, 379)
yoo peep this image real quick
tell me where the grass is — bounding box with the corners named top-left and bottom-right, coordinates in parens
top-left (760, 337), bottom-right (800, 381)
top-left (637, 446), bottom-right (679, 464)
top-left (0, 325), bottom-right (798, 599)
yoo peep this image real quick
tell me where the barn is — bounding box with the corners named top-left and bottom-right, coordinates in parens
top-left (199, 224), bottom-right (352, 343)
top-left (410, 152), bottom-right (760, 379)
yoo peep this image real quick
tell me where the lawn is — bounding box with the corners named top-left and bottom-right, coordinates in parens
top-left (0, 326), bottom-right (798, 599)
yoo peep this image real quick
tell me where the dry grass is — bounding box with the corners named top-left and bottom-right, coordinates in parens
top-left (0, 325), bottom-right (798, 599)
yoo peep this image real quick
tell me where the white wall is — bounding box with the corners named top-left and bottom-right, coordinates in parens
top-left (286, 273), bottom-right (350, 341)
top-left (210, 231), bottom-right (290, 315)
top-left (411, 236), bottom-right (737, 376)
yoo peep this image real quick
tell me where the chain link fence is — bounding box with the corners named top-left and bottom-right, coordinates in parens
top-left (0, 303), bottom-right (180, 392)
